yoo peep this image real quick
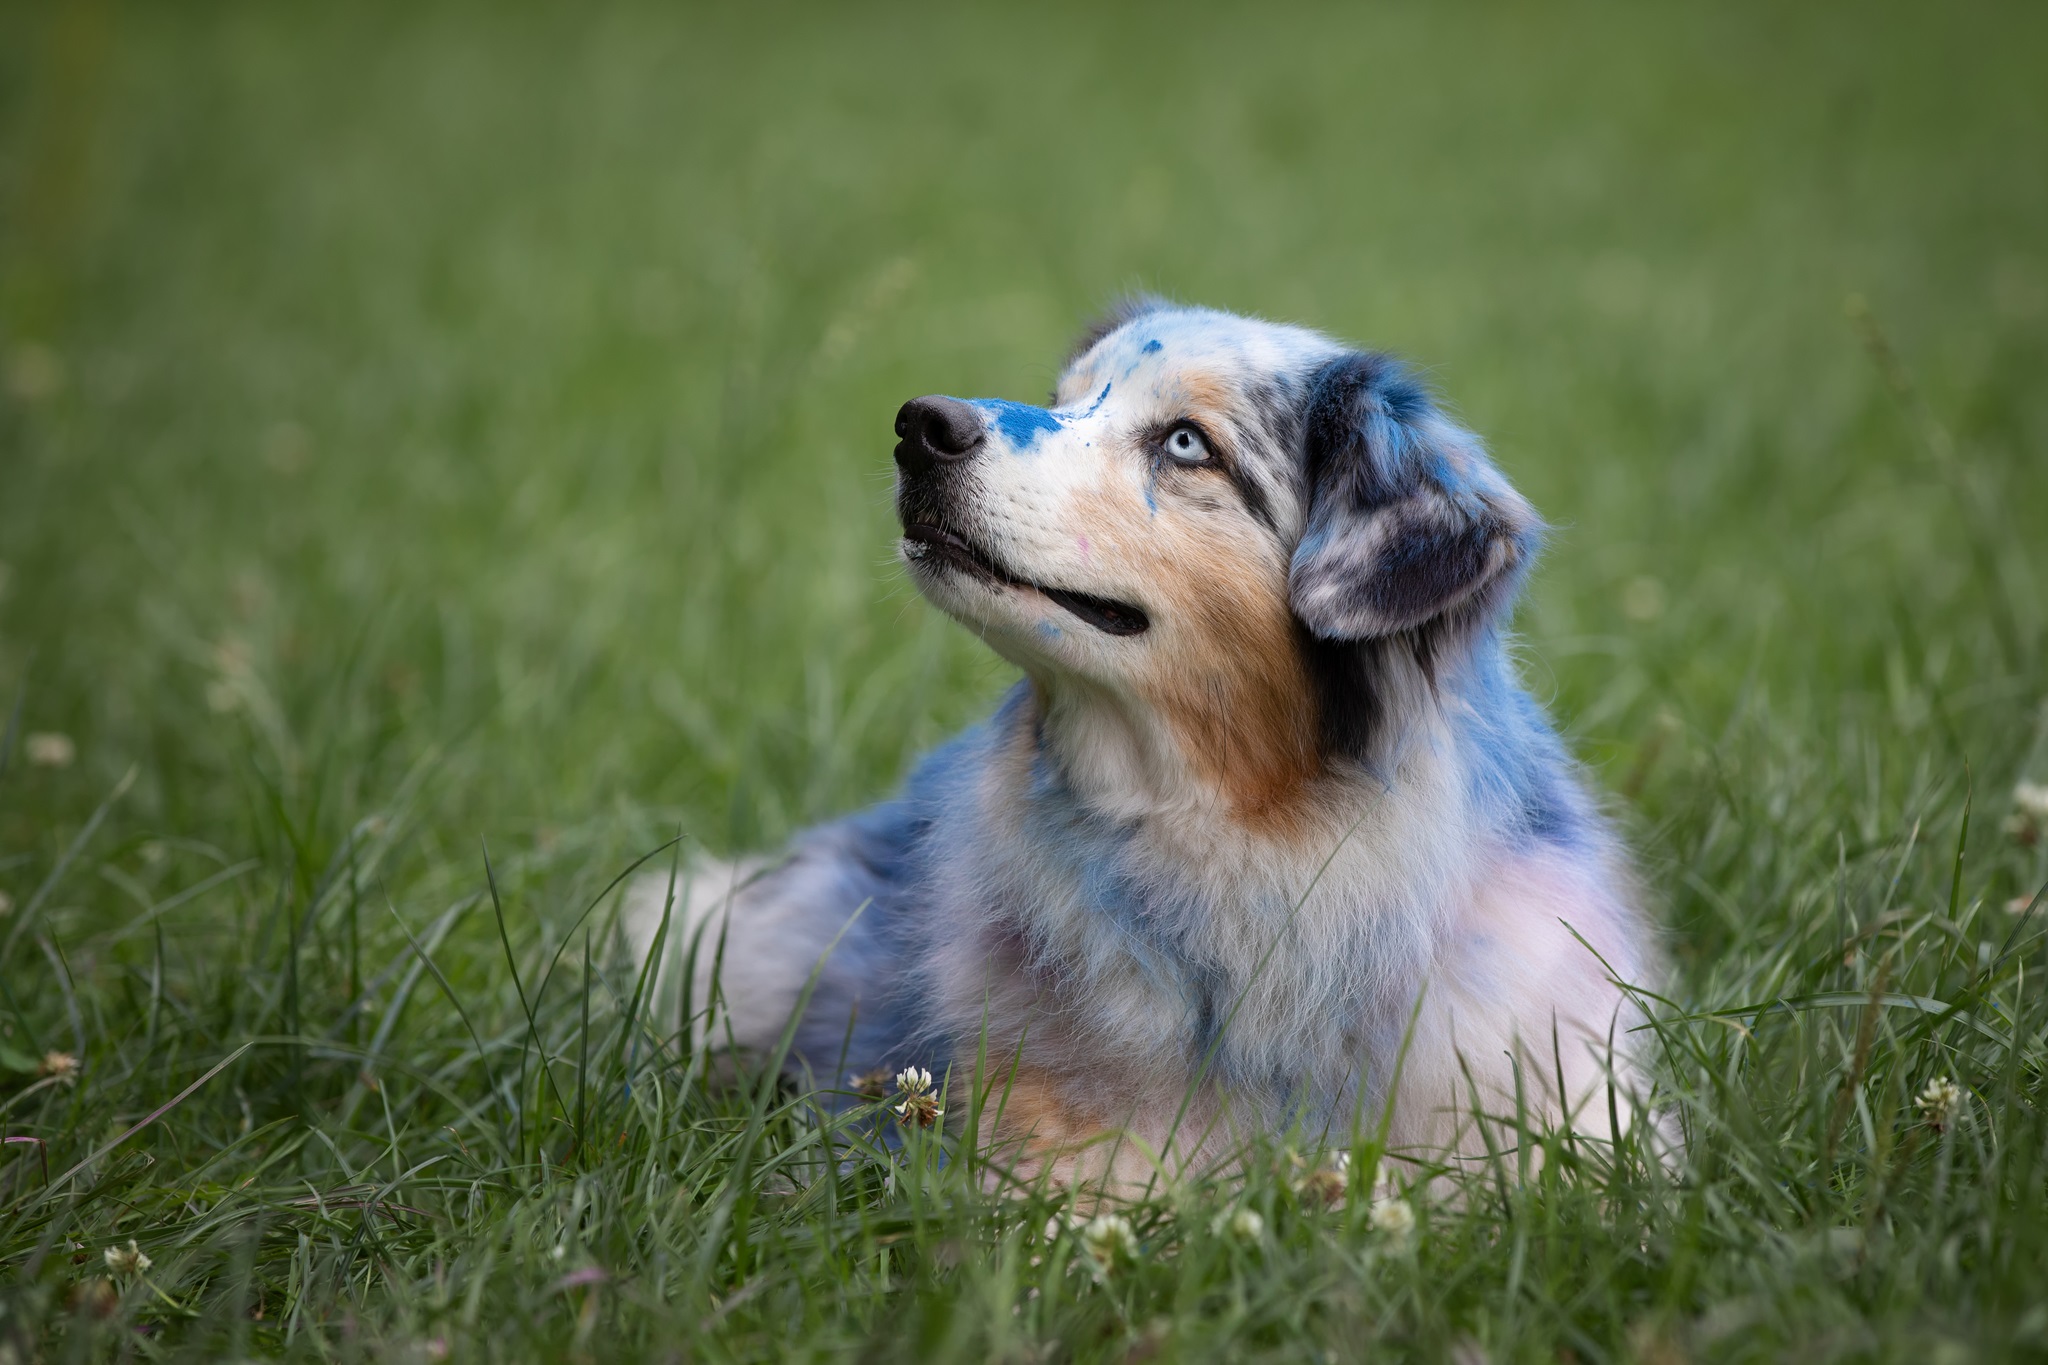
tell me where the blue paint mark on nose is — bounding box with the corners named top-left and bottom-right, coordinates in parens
top-left (975, 399), bottom-right (1063, 450)
top-left (1142, 339), bottom-right (1162, 354)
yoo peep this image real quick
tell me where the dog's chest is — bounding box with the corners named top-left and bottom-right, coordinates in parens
top-left (928, 773), bottom-right (1457, 1106)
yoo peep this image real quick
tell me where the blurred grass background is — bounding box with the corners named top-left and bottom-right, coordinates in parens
top-left (2, 0), bottom-right (2046, 1359)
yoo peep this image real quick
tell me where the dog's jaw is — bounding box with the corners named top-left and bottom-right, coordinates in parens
top-left (899, 524), bottom-right (1150, 637)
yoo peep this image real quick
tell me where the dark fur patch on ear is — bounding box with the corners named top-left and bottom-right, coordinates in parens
top-left (1299, 353), bottom-right (1440, 518)
top-left (1062, 294), bottom-right (1173, 372)
top-left (1294, 498), bottom-right (1519, 639)
top-left (1288, 351), bottom-right (1538, 643)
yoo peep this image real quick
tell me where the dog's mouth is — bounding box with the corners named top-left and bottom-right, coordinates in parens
top-left (901, 524), bottom-right (1150, 637)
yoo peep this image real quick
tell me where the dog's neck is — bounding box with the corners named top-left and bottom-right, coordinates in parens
top-left (1030, 672), bottom-right (1230, 824)
top-left (1021, 633), bottom-right (1453, 843)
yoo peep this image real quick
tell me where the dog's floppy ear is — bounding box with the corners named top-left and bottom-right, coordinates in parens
top-left (1289, 353), bottom-right (1541, 642)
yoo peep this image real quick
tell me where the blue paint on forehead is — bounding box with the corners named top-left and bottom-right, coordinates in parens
top-left (1142, 339), bottom-right (1162, 354)
top-left (975, 398), bottom-right (1063, 450)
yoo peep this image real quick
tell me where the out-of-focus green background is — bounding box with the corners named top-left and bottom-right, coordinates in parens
top-left (6, 0), bottom-right (2040, 861)
top-left (3, 3), bottom-right (2047, 1359)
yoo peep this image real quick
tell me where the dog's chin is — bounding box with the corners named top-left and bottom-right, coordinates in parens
top-left (900, 524), bottom-right (1150, 638)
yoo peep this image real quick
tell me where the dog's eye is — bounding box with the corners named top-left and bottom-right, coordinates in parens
top-left (1161, 425), bottom-right (1212, 466)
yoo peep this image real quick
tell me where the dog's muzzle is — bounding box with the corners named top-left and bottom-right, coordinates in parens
top-left (890, 394), bottom-right (1151, 639)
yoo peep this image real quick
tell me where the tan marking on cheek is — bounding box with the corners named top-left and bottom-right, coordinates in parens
top-left (1067, 470), bottom-right (1325, 836)
top-left (1064, 479), bottom-right (1155, 567)
top-left (1142, 523), bottom-right (1323, 836)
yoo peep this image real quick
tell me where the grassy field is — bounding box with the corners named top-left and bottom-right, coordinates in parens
top-left (3, 0), bottom-right (2047, 1358)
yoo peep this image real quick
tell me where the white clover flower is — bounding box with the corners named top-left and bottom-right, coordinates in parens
top-left (1369, 1196), bottom-right (1417, 1245)
top-left (103, 1240), bottom-right (151, 1277)
top-left (1916, 1076), bottom-right (1965, 1132)
top-left (39, 1051), bottom-right (79, 1083)
top-left (1227, 1208), bottom-right (1265, 1242)
top-left (1081, 1213), bottom-right (1138, 1269)
top-left (25, 732), bottom-right (75, 768)
top-left (892, 1065), bottom-right (942, 1127)
top-left (1295, 1149), bottom-right (1350, 1210)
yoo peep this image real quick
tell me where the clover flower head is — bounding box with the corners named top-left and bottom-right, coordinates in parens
top-left (1291, 1148), bottom-right (1351, 1209)
top-left (103, 1240), bottom-right (151, 1277)
top-left (1369, 1195), bottom-right (1417, 1245)
top-left (1081, 1213), bottom-right (1138, 1269)
top-left (1916, 1075), bottom-right (1965, 1132)
top-left (1226, 1208), bottom-right (1265, 1242)
top-left (892, 1065), bottom-right (942, 1127)
top-left (39, 1051), bottom-right (79, 1083)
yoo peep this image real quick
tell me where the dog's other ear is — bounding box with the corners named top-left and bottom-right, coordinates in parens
top-left (1289, 353), bottom-right (1542, 642)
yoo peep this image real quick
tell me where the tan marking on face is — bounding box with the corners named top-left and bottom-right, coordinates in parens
top-left (1144, 534), bottom-right (1322, 834)
top-left (1161, 367), bottom-right (1236, 421)
top-left (1066, 464), bottom-right (1323, 836)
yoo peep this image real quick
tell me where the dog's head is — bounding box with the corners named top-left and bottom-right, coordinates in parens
top-left (894, 301), bottom-right (1541, 816)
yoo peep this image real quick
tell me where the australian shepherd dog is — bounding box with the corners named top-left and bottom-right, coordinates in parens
top-left (630, 300), bottom-right (1658, 1187)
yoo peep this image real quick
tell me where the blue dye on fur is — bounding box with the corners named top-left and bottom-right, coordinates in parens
top-left (1448, 642), bottom-right (1585, 850)
top-left (1076, 383), bottom-right (1112, 417)
top-left (1142, 339), bottom-right (1162, 353)
top-left (976, 398), bottom-right (1063, 450)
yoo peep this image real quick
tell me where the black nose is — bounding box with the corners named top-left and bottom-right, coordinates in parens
top-left (893, 396), bottom-right (984, 476)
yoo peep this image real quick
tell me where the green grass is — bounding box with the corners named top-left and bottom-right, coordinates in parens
top-left (2, 0), bottom-right (2046, 1358)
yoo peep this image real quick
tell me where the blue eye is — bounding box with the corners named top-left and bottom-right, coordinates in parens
top-left (1162, 425), bottom-right (1210, 465)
